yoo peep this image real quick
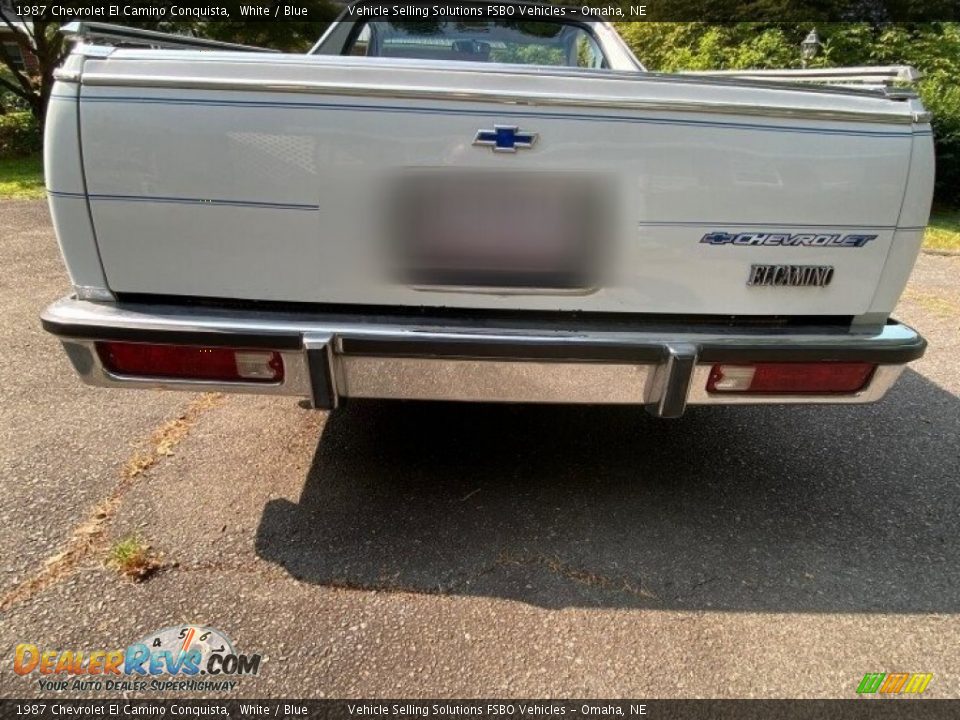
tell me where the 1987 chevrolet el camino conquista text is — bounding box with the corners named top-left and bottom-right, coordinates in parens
top-left (41, 2), bottom-right (932, 417)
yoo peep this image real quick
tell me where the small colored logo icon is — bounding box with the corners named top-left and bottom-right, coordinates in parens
top-left (473, 125), bottom-right (538, 153)
top-left (857, 673), bottom-right (933, 695)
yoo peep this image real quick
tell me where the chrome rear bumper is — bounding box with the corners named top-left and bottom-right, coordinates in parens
top-left (41, 296), bottom-right (926, 418)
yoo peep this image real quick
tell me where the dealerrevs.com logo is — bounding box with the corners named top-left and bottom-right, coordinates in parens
top-left (14, 626), bottom-right (261, 692)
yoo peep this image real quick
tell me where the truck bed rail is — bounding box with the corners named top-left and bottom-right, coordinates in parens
top-left (61, 21), bottom-right (279, 53)
top-left (682, 66), bottom-right (921, 94)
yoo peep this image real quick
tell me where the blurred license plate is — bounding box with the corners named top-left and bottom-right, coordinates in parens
top-left (391, 172), bottom-right (607, 290)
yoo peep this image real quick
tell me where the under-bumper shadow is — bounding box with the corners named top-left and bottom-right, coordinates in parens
top-left (255, 369), bottom-right (959, 611)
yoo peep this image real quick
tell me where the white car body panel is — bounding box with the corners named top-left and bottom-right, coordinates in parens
top-left (40, 16), bottom-right (933, 415)
top-left (46, 46), bottom-right (934, 317)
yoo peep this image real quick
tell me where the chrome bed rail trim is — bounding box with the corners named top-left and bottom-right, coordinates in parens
top-left (76, 73), bottom-right (920, 125)
top-left (42, 297), bottom-right (925, 417)
top-left (62, 21), bottom-right (279, 53)
top-left (685, 65), bottom-right (921, 86)
top-left (76, 45), bottom-right (912, 99)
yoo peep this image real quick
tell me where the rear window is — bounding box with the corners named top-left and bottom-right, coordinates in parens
top-left (345, 21), bottom-right (606, 69)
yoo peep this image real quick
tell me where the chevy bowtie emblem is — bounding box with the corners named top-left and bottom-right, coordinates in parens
top-left (473, 126), bottom-right (538, 153)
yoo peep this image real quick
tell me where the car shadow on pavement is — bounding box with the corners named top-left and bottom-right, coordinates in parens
top-left (255, 368), bottom-right (959, 611)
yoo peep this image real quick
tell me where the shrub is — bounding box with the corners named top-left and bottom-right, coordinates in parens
top-left (0, 111), bottom-right (42, 158)
top-left (1, 87), bottom-right (32, 114)
top-left (921, 76), bottom-right (960, 208)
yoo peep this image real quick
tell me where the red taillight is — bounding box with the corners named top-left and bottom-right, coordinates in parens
top-left (96, 342), bottom-right (284, 383)
top-left (707, 362), bottom-right (875, 394)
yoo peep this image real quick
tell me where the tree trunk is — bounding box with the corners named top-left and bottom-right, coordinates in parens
top-left (30, 20), bottom-right (62, 127)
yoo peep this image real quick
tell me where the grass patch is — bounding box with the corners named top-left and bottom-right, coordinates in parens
top-left (107, 535), bottom-right (161, 582)
top-left (925, 208), bottom-right (960, 252)
top-left (0, 153), bottom-right (44, 199)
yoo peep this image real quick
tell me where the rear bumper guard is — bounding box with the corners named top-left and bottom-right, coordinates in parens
top-left (41, 296), bottom-right (926, 418)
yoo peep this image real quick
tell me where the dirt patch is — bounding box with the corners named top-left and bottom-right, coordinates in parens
top-left (0, 393), bottom-right (224, 611)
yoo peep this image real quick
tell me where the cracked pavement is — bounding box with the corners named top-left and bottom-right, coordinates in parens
top-left (0, 199), bottom-right (958, 698)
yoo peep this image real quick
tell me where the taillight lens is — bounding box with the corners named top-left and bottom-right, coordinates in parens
top-left (96, 342), bottom-right (283, 383)
top-left (707, 362), bottom-right (875, 394)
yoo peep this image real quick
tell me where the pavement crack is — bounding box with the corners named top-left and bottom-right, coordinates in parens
top-left (170, 560), bottom-right (284, 579)
top-left (689, 576), bottom-right (719, 592)
top-left (495, 550), bottom-right (659, 601)
top-left (123, 393), bottom-right (223, 478)
top-left (0, 393), bottom-right (224, 613)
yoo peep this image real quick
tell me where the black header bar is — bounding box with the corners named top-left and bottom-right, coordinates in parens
top-left (5, 0), bottom-right (960, 23)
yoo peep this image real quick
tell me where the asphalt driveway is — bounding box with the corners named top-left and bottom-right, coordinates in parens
top-left (1, 199), bottom-right (958, 698)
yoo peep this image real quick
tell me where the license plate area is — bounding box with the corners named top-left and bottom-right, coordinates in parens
top-left (390, 171), bottom-right (609, 291)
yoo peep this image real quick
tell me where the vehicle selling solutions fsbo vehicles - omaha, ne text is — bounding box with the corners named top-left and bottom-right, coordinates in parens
top-left (41, 2), bottom-right (932, 417)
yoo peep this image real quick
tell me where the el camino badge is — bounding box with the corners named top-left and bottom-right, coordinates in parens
top-left (748, 264), bottom-right (834, 287)
top-left (473, 126), bottom-right (538, 153)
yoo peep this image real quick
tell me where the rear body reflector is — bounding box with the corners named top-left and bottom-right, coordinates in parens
top-left (95, 342), bottom-right (283, 383)
top-left (707, 362), bottom-right (875, 394)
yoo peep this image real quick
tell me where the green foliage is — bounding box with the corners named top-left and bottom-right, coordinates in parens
top-left (0, 153), bottom-right (44, 199)
top-left (2, 67), bottom-right (31, 113)
top-left (107, 535), bottom-right (160, 581)
top-left (617, 23), bottom-right (807, 71)
top-left (925, 208), bottom-right (960, 251)
top-left (0, 20), bottom-right (67, 123)
top-left (1, 90), bottom-right (31, 113)
top-left (616, 22), bottom-right (960, 206)
top-left (920, 76), bottom-right (960, 207)
top-left (0, 111), bottom-right (41, 158)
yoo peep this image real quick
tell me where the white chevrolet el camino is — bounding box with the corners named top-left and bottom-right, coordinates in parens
top-left (41, 2), bottom-right (932, 417)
